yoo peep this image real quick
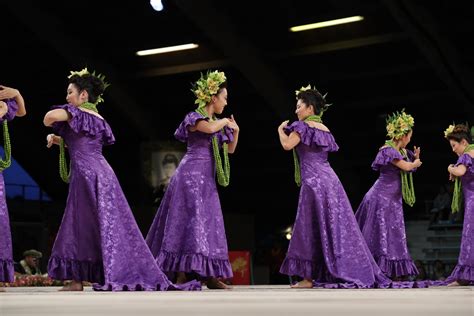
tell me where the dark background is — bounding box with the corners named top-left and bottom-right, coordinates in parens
top-left (3, 0), bottom-right (474, 280)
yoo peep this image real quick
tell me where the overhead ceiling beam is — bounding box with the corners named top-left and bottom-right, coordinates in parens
top-left (6, 1), bottom-right (155, 138)
top-left (384, 0), bottom-right (474, 119)
top-left (139, 33), bottom-right (407, 78)
top-left (173, 0), bottom-right (292, 119)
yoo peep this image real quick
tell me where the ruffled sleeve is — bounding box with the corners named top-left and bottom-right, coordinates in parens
top-left (174, 111), bottom-right (235, 145)
top-left (217, 126), bottom-right (234, 145)
top-left (455, 153), bottom-right (473, 168)
top-left (283, 121), bottom-right (339, 152)
top-left (51, 104), bottom-right (115, 145)
top-left (371, 147), bottom-right (404, 171)
top-left (174, 112), bottom-right (208, 142)
top-left (0, 98), bottom-right (19, 123)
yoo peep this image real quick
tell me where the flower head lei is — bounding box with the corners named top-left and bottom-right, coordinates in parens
top-left (67, 67), bottom-right (110, 104)
top-left (294, 84), bottom-right (332, 115)
top-left (192, 70), bottom-right (227, 109)
top-left (386, 109), bottom-right (415, 139)
top-left (443, 124), bottom-right (455, 138)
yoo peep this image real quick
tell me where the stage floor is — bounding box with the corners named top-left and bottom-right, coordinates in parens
top-left (0, 285), bottom-right (472, 316)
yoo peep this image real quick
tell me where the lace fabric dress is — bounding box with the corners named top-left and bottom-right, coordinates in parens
top-left (0, 99), bottom-right (18, 283)
top-left (355, 147), bottom-right (419, 277)
top-left (146, 112), bottom-right (234, 279)
top-left (446, 153), bottom-right (474, 284)
top-left (47, 104), bottom-right (200, 291)
top-left (279, 121), bottom-right (391, 288)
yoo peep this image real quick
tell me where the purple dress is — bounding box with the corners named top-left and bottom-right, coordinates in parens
top-left (0, 99), bottom-right (18, 283)
top-left (279, 121), bottom-right (391, 288)
top-left (47, 104), bottom-right (200, 291)
top-left (447, 154), bottom-right (474, 284)
top-left (355, 147), bottom-right (418, 278)
top-left (146, 112), bottom-right (234, 279)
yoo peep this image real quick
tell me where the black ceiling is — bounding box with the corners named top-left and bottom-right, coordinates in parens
top-left (3, 0), bottom-right (474, 233)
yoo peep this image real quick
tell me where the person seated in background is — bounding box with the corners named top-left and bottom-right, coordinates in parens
top-left (152, 153), bottom-right (180, 207)
top-left (433, 260), bottom-right (447, 280)
top-left (429, 184), bottom-right (451, 224)
top-left (14, 249), bottom-right (43, 276)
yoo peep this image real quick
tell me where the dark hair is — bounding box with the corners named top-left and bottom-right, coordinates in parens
top-left (446, 124), bottom-right (472, 144)
top-left (215, 81), bottom-right (227, 96)
top-left (162, 153), bottom-right (179, 167)
top-left (297, 89), bottom-right (328, 115)
top-left (68, 74), bottom-right (105, 104)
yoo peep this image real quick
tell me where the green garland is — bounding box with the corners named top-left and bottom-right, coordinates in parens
top-left (451, 144), bottom-right (474, 213)
top-left (79, 102), bottom-right (99, 113)
top-left (0, 121), bottom-right (12, 172)
top-left (385, 140), bottom-right (416, 207)
top-left (59, 138), bottom-right (70, 183)
top-left (293, 115), bottom-right (322, 187)
top-left (57, 102), bottom-right (99, 183)
top-left (195, 107), bottom-right (230, 187)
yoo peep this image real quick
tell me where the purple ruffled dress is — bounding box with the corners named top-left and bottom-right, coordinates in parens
top-left (47, 104), bottom-right (200, 291)
top-left (0, 99), bottom-right (18, 283)
top-left (146, 112), bottom-right (234, 279)
top-left (279, 121), bottom-right (391, 288)
top-left (446, 153), bottom-right (474, 284)
top-left (355, 147), bottom-right (419, 278)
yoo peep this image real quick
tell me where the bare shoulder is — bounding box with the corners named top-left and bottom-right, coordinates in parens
top-left (306, 121), bottom-right (330, 132)
top-left (78, 108), bottom-right (105, 120)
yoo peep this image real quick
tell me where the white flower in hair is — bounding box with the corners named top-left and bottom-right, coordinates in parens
top-left (68, 67), bottom-right (90, 78)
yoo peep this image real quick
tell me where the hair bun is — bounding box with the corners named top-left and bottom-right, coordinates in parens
top-left (453, 124), bottom-right (469, 134)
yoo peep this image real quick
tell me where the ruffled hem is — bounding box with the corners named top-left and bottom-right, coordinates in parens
top-left (455, 154), bottom-right (473, 168)
top-left (446, 264), bottom-right (474, 283)
top-left (47, 256), bottom-right (104, 283)
top-left (279, 257), bottom-right (391, 288)
top-left (92, 279), bottom-right (202, 291)
top-left (280, 257), bottom-right (441, 289)
top-left (377, 256), bottom-right (419, 277)
top-left (279, 257), bottom-right (316, 280)
top-left (283, 121), bottom-right (338, 151)
top-left (371, 147), bottom-right (404, 171)
top-left (312, 280), bottom-right (442, 289)
top-left (157, 250), bottom-right (233, 279)
top-left (0, 258), bottom-right (14, 283)
top-left (51, 104), bottom-right (115, 145)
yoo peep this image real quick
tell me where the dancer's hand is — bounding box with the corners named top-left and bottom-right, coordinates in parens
top-left (0, 101), bottom-right (7, 118)
top-left (219, 118), bottom-right (230, 125)
top-left (278, 120), bottom-right (289, 131)
top-left (413, 146), bottom-right (420, 160)
top-left (447, 164), bottom-right (454, 173)
top-left (227, 115), bottom-right (239, 132)
top-left (0, 86), bottom-right (20, 100)
top-left (413, 158), bottom-right (422, 168)
top-left (46, 134), bottom-right (56, 148)
top-left (448, 165), bottom-right (456, 181)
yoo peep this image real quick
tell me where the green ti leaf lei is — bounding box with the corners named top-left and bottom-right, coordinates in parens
top-left (0, 121), bottom-right (12, 172)
top-left (78, 102), bottom-right (99, 113)
top-left (385, 140), bottom-right (416, 207)
top-left (451, 144), bottom-right (474, 213)
top-left (58, 102), bottom-right (99, 183)
top-left (195, 107), bottom-right (230, 187)
top-left (293, 115), bottom-right (322, 187)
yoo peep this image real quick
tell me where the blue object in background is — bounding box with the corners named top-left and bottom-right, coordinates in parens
top-left (0, 147), bottom-right (50, 201)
